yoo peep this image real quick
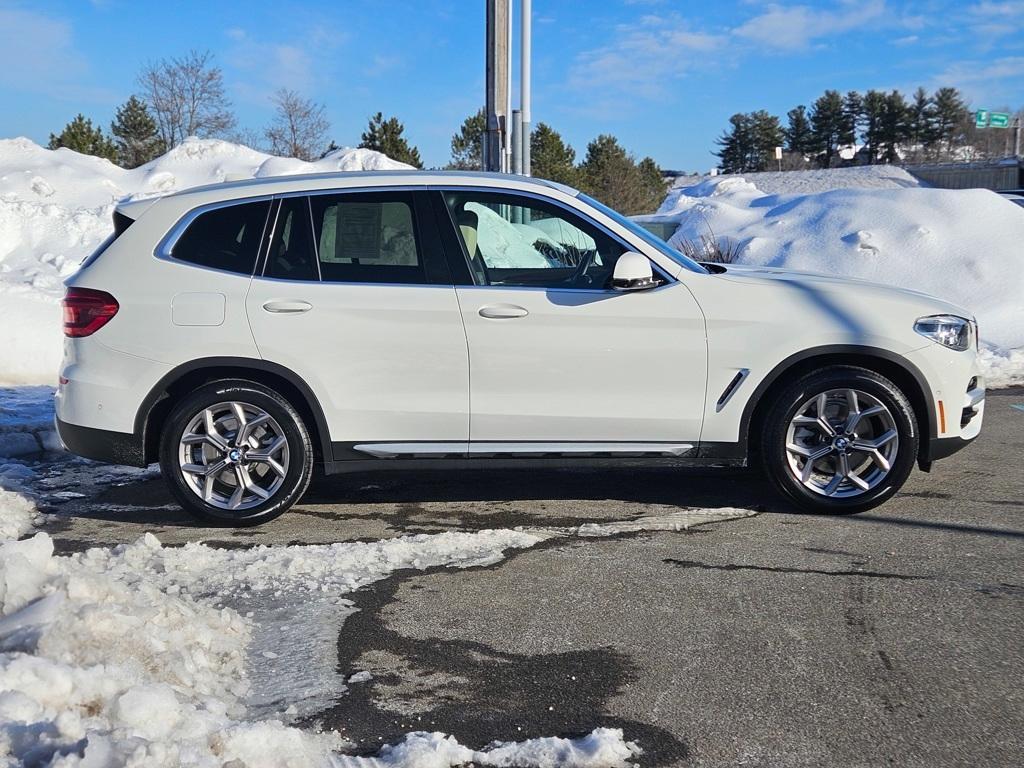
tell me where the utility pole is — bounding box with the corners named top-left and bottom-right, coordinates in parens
top-left (484, 0), bottom-right (509, 172)
top-left (521, 0), bottom-right (531, 175)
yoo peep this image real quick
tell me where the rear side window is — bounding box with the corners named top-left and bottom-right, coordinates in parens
top-left (171, 200), bottom-right (271, 275)
top-left (265, 197), bottom-right (319, 281)
top-left (310, 194), bottom-right (426, 284)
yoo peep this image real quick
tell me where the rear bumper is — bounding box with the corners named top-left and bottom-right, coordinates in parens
top-left (55, 417), bottom-right (146, 467)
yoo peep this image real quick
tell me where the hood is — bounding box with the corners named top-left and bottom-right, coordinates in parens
top-left (704, 262), bottom-right (974, 319)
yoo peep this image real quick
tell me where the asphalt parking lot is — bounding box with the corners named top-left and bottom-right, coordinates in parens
top-left (35, 389), bottom-right (1024, 767)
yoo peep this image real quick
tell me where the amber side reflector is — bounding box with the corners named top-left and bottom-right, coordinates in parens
top-left (938, 400), bottom-right (946, 434)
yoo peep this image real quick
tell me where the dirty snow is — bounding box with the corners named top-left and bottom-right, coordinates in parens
top-left (0, 137), bottom-right (413, 385)
top-left (641, 174), bottom-right (1024, 386)
top-left (0, 460), bottom-right (739, 766)
top-left (670, 164), bottom-right (923, 195)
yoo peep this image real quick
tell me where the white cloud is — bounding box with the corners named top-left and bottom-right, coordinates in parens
top-left (567, 14), bottom-right (725, 100)
top-left (225, 26), bottom-right (346, 104)
top-left (894, 34), bottom-right (919, 45)
top-left (734, 0), bottom-right (887, 50)
top-left (931, 56), bottom-right (1024, 103)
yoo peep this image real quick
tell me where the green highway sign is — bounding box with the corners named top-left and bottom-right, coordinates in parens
top-left (989, 112), bottom-right (1011, 128)
top-left (976, 110), bottom-right (1012, 128)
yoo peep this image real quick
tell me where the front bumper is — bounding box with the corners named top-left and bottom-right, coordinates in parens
top-left (55, 417), bottom-right (146, 467)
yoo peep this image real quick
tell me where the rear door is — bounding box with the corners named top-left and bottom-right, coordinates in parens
top-left (245, 190), bottom-right (469, 458)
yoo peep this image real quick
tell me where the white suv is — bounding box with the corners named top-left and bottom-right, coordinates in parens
top-left (56, 171), bottom-right (985, 525)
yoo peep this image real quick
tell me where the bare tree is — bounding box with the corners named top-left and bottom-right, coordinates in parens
top-left (138, 50), bottom-right (236, 148)
top-left (264, 89), bottom-right (331, 161)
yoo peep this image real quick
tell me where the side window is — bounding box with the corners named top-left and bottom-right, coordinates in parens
top-left (171, 200), bottom-right (270, 275)
top-left (442, 191), bottom-right (626, 289)
top-left (310, 194), bottom-right (427, 284)
top-left (265, 197), bottom-right (319, 281)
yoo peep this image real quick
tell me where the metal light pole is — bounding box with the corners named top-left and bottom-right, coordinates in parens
top-left (484, 0), bottom-right (509, 172)
top-left (521, 0), bottom-right (531, 175)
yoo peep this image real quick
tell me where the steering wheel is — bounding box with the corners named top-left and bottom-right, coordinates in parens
top-left (567, 249), bottom-right (598, 287)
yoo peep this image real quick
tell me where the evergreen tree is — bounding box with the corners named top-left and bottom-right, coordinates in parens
top-left (715, 113), bottom-right (753, 173)
top-left (48, 114), bottom-right (117, 161)
top-left (878, 90), bottom-right (910, 163)
top-left (784, 105), bottom-right (814, 155)
top-left (637, 156), bottom-right (667, 207)
top-left (906, 87), bottom-right (938, 159)
top-left (809, 90), bottom-right (845, 167)
top-left (359, 112), bottom-right (423, 168)
top-left (319, 140), bottom-right (341, 159)
top-left (529, 123), bottom-right (577, 185)
top-left (578, 135), bottom-right (662, 214)
top-left (840, 91), bottom-right (862, 148)
top-left (716, 111), bottom-right (783, 172)
top-left (110, 96), bottom-right (163, 168)
top-left (861, 90), bottom-right (887, 163)
top-left (448, 108), bottom-right (485, 170)
top-left (932, 87), bottom-right (969, 158)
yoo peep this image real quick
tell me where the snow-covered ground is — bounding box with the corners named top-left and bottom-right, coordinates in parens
top-left (640, 173), bottom-right (1024, 387)
top-left (669, 164), bottom-right (924, 195)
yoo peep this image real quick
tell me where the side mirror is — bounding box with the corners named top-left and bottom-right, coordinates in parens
top-left (611, 252), bottom-right (658, 291)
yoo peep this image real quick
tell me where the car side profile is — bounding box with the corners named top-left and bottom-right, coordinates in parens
top-left (56, 171), bottom-right (985, 525)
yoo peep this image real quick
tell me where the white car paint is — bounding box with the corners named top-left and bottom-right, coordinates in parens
top-left (56, 170), bottom-right (983, 476)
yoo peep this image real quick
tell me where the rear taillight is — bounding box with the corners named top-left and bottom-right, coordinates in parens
top-left (62, 288), bottom-right (119, 337)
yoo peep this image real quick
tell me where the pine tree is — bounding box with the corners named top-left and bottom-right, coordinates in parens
top-left (716, 113), bottom-right (754, 173)
top-left (319, 140), bottom-right (341, 159)
top-left (637, 156), bottom-right (667, 206)
top-left (359, 112), bottom-right (423, 168)
top-left (878, 90), bottom-right (910, 164)
top-left (716, 111), bottom-right (783, 172)
top-left (906, 87), bottom-right (937, 160)
top-left (784, 106), bottom-right (814, 155)
top-left (840, 91), bottom-right (862, 148)
top-left (448, 108), bottom-right (485, 170)
top-left (110, 96), bottom-right (163, 168)
top-left (809, 90), bottom-right (845, 167)
top-left (48, 114), bottom-right (118, 161)
top-left (861, 90), bottom-right (887, 163)
top-left (578, 135), bottom-right (661, 214)
top-left (932, 87), bottom-right (969, 159)
top-left (529, 123), bottom-right (577, 185)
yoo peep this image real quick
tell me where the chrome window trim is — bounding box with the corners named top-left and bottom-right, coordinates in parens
top-left (430, 184), bottom-right (677, 289)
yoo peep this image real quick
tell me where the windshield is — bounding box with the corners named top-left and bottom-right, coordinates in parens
top-left (577, 193), bottom-right (708, 274)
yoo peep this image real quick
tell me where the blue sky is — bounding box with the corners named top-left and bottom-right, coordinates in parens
top-left (1, 0), bottom-right (1021, 170)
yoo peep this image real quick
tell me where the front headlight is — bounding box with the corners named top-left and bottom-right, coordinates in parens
top-left (914, 314), bottom-right (974, 351)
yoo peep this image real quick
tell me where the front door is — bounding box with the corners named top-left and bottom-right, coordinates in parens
top-left (436, 189), bottom-right (707, 451)
top-left (246, 191), bottom-right (469, 457)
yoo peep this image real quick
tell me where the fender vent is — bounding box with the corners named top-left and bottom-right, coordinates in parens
top-left (716, 369), bottom-right (750, 412)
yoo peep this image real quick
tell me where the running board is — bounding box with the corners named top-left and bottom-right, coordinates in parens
top-left (352, 442), bottom-right (696, 459)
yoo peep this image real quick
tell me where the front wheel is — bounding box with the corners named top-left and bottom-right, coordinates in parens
top-left (159, 380), bottom-right (313, 526)
top-left (760, 366), bottom-right (919, 514)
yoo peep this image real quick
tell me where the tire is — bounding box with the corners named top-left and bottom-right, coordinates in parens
top-left (159, 379), bottom-right (313, 526)
top-left (760, 366), bottom-right (918, 514)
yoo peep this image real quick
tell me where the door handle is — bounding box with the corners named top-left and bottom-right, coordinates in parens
top-left (479, 304), bottom-right (528, 319)
top-left (262, 300), bottom-right (313, 314)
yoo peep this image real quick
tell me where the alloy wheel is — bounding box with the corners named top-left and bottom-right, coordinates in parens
top-left (177, 401), bottom-right (290, 511)
top-left (784, 388), bottom-right (899, 498)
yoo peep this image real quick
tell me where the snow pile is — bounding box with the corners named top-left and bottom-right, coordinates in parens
top-left (0, 137), bottom-right (412, 385)
top-left (0, 495), bottom-right (646, 767)
top-left (647, 176), bottom-right (1024, 386)
top-left (671, 165), bottom-right (923, 195)
top-left (332, 728), bottom-right (641, 768)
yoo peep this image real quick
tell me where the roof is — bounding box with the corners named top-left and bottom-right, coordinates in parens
top-left (167, 169), bottom-right (579, 201)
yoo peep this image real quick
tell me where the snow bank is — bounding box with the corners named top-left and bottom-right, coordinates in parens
top-left (670, 164), bottom-right (923, 195)
top-left (0, 137), bottom-right (413, 385)
top-left (331, 728), bottom-right (641, 768)
top-left (647, 176), bottom-right (1024, 386)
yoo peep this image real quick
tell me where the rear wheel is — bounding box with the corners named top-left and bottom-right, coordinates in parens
top-left (159, 380), bottom-right (313, 526)
top-left (760, 366), bottom-right (918, 514)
